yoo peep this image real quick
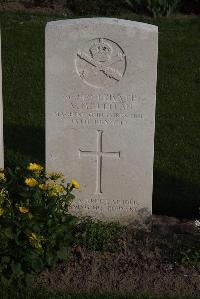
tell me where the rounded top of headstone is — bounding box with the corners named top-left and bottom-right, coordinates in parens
top-left (46, 18), bottom-right (158, 32)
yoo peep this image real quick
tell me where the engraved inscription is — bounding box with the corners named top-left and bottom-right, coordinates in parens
top-left (70, 197), bottom-right (139, 214)
top-left (55, 93), bottom-right (144, 127)
top-left (79, 130), bottom-right (120, 194)
top-left (65, 94), bottom-right (136, 102)
top-left (75, 38), bottom-right (126, 88)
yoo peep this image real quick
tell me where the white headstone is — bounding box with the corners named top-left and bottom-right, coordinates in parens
top-left (46, 18), bottom-right (158, 224)
top-left (0, 32), bottom-right (4, 168)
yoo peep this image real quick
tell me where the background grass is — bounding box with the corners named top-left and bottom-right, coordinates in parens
top-left (0, 12), bottom-right (199, 218)
top-left (0, 285), bottom-right (198, 299)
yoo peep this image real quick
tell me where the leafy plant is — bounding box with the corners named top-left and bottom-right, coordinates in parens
top-left (147, 0), bottom-right (180, 17)
top-left (66, 0), bottom-right (128, 16)
top-left (124, 0), bottom-right (180, 16)
top-left (181, 248), bottom-right (200, 269)
top-left (0, 164), bottom-right (79, 287)
top-left (74, 219), bottom-right (121, 251)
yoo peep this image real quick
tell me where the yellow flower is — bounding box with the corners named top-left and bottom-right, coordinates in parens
top-left (47, 183), bottom-right (65, 196)
top-left (0, 208), bottom-right (4, 216)
top-left (47, 172), bottom-right (65, 180)
top-left (25, 178), bottom-right (38, 187)
top-left (0, 173), bottom-right (6, 182)
top-left (0, 188), bottom-right (8, 199)
top-left (28, 213), bottom-right (33, 220)
top-left (39, 184), bottom-right (46, 190)
top-left (71, 179), bottom-right (80, 190)
top-left (29, 233), bottom-right (42, 249)
top-left (19, 207), bottom-right (29, 214)
top-left (27, 163), bottom-right (43, 172)
top-left (0, 189), bottom-right (8, 207)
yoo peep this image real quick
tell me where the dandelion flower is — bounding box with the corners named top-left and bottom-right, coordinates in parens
top-left (39, 184), bottom-right (46, 190)
top-left (27, 163), bottom-right (43, 172)
top-left (29, 233), bottom-right (42, 249)
top-left (19, 207), bottom-right (29, 214)
top-left (47, 183), bottom-right (65, 196)
top-left (47, 172), bottom-right (65, 180)
top-left (25, 178), bottom-right (38, 187)
top-left (0, 173), bottom-right (6, 182)
top-left (71, 179), bottom-right (80, 190)
top-left (0, 188), bottom-right (8, 199)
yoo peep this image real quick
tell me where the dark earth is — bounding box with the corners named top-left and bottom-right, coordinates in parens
top-left (35, 216), bottom-right (200, 298)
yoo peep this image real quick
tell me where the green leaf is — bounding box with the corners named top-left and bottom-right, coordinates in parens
top-left (11, 262), bottom-right (23, 277)
top-left (65, 215), bottom-right (78, 226)
top-left (7, 168), bottom-right (14, 177)
top-left (0, 275), bottom-right (10, 286)
top-left (57, 247), bottom-right (69, 260)
top-left (25, 273), bottom-right (34, 285)
top-left (19, 192), bottom-right (29, 198)
top-left (30, 258), bottom-right (43, 272)
top-left (46, 253), bottom-right (56, 267)
top-left (3, 227), bottom-right (13, 239)
top-left (1, 256), bottom-right (10, 264)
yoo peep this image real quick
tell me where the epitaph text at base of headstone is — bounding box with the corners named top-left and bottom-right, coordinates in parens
top-left (46, 18), bottom-right (158, 224)
top-left (0, 33), bottom-right (4, 168)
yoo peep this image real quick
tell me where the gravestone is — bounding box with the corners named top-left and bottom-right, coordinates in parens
top-left (0, 32), bottom-right (4, 168)
top-left (46, 18), bottom-right (158, 224)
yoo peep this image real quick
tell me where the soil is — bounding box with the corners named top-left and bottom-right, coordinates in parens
top-left (35, 216), bottom-right (200, 297)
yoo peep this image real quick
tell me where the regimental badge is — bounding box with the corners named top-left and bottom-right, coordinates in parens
top-left (75, 38), bottom-right (126, 88)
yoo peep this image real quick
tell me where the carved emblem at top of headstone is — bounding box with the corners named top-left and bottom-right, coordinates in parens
top-left (89, 40), bottom-right (112, 62)
top-left (75, 38), bottom-right (126, 88)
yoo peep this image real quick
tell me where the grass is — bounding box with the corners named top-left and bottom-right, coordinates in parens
top-left (0, 285), bottom-right (199, 299)
top-left (0, 11), bottom-right (199, 219)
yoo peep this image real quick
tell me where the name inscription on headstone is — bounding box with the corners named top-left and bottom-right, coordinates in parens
top-left (55, 93), bottom-right (143, 126)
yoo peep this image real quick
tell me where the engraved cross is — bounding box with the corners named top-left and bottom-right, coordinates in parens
top-left (79, 130), bottom-right (120, 194)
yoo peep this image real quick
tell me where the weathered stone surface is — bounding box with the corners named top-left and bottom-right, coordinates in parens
top-left (0, 33), bottom-right (4, 168)
top-left (46, 18), bottom-right (158, 224)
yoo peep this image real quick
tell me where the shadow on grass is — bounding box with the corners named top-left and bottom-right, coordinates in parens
top-left (0, 286), bottom-right (198, 299)
top-left (153, 168), bottom-right (200, 219)
top-left (4, 123), bottom-right (45, 168)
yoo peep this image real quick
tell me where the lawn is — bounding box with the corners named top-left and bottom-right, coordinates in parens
top-left (0, 11), bottom-right (199, 220)
top-left (0, 285), bottom-right (198, 299)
